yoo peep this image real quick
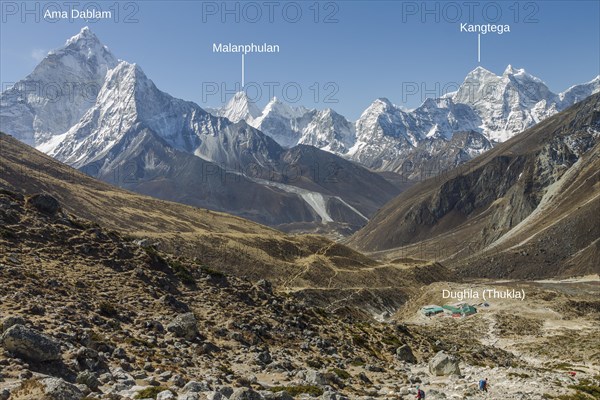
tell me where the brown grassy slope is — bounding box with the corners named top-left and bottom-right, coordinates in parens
top-left (0, 132), bottom-right (274, 235)
top-left (0, 133), bottom-right (449, 309)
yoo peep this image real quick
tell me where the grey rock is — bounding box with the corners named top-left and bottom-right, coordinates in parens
top-left (256, 350), bottom-right (272, 365)
top-left (428, 351), bottom-right (461, 376)
top-left (0, 316), bottom-right (28, 332)
top-left (143, 377), bottom-right (160, 386)
top-left (305, 369), bottom-right (327, 386)
top-left (182, 380), bottom-right (209, 393)
top-left (218, 386), bottom-right (234, 397)
top-left (159, 371), bottom-right (173, 381)
top-left (157, 390), bottom-right (176, 400)
top-left (167, 313), bottom-right (198, 340)
top-left (74, 383), bottom-right (90, 396)
top-left (264, 391), bottom-right (293, 400)
top-left (396, 344), bottom-right (417, 363)
top-left (112, 347), bottom-right (128, 359)
top-left (230, 387), bottom-right (263, 400)
top-left (36, 377), bottom-right (84, 400)
top-left (170, 374), bottom-right (186, 387)
top-left (321, 392), bottom-right (345, 400)
top-left (358, 372), bottom-right (372, 384)
top-left (365, 364), bottom-right (384, 372)
top-left (76, 370), bottom-right (100, 391)
top-left (1, 324), bottom-right (61, 362)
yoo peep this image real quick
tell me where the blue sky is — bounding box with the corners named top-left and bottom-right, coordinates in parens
top-left (1, 1), bottom-right (599, 119)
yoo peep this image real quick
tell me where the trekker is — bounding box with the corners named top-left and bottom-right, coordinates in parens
top-left (479, 378), bottom-right (489, 392)
top-left (416, 385), bottom-right (426, 399)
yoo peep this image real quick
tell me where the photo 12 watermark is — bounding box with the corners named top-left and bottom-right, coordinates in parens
top-left (202, 80), bottom-right (340, 106)
top-left (400, 78), bottom-right (547, 105)
top-left (400, 1), bottom-right (540, 24)
top-left (200, 1), bottom-right (340, 24)
top-left (2, 80), bottom-right (102, 105)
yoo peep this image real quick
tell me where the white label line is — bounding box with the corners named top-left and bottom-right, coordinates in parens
top-left (477, 34), bottom-right (481, 63)
top-left (241, 54), bottom-right (245, 87)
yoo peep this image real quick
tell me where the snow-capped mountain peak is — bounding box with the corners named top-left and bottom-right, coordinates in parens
top-left (65, 26), bottom-right (101, 47)
top-left (503, 65), bottom-right (546, 88)
top-left (105, 61), bottom-right (152, 98)
top-left (451, 65), bottom-right (559, 141)
top-left (464, 65), bottom-right (497, 80)
top-left (503, 64), bottom-right (518, 75)
top-left (46, 58), bottom-right (230, 167)
top-left (50, 26), bottom-right (117, 70)
top-left (220, 91), bottom-right (262, 123)
top-left (262, 96), bottom-right (308, 119)
top-left (355, 97), bottom-right (419, 144)
top-left (0, 27), bottom-right (118, 147)
top-left (245, 97), bottom-right (305, 147)
top-left (559, 75), bottom-right (600, 106)
top-left (369, 97), bottom-right (394, 110)
top-left (298, 108), bottom-right (356, 153)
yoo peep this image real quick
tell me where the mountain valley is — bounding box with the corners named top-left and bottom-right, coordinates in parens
top-left (0, 24), bottom-right (599, 400)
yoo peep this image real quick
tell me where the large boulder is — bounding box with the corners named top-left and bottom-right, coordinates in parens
top-left (428, 351), bottom-right (461, 376)
top-left (26, 194), bottom-right (61, 215)
top-left (11, 377), bottom-right (83, 400)
top-left (182, 381), bottom-right (209, 393)
top-left (157, 390), bottom-right (176, 400)
top-left (1, 324), bottom-right (61, 362)
top-left (305, 369), bottom-right (327, 386)
top-left (167, 313), bottom-right (198, 340)
top-left (396, 344), bottom-right (417, 363)
top-left (0, 316), bottom-right (28, 332)
top-left (230, 388), bottom-right (263, 400)
top-left (76, 371), bottom-right (100, 391)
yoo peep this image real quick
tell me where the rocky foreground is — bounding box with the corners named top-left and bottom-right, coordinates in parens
top-left (0, 190), bottom-right (599, 400)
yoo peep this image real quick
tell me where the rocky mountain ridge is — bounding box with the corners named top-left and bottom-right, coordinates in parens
top-left (349, 93), bottom-right (600, 279)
